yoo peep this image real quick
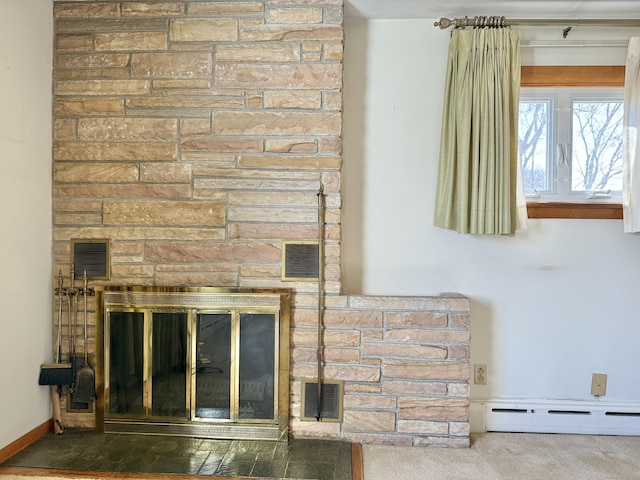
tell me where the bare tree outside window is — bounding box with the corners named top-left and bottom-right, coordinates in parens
top-left (518, 90), bottom-right (623, 199)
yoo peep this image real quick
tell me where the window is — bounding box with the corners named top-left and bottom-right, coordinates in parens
top-left (520, 66), bottom-right (625, 219)
top-left (519, 87), bottom-right (624, 201)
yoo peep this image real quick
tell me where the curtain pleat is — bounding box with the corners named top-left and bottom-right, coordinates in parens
top-left (623, 37), bottom-right (640, 232)
top-left (434, 28), bottom-right (526, 235)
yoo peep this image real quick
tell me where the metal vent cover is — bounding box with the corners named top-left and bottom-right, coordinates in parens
top-left (281, 241), bottom-right (319, 281)
top-left (301, 378), bottom-right (343, 422)
top-left (71, 238), bottom-right (110, 279)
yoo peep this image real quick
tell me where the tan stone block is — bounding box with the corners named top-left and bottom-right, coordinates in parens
top-left (399, 398), bottom-right (469, 421)
top-left (345, 384), bottom-right (381, 394)
top-left (323, 365), bottom-right (380, 383)
top-left (449, 345), bottom-right (470, 360)
top-left (153, 80), bottom-right (211, 89)
top-left (383, 380), bottom-right (448, 396)
top-left (397, 420), bottom-right (449, 435)
top-left (122, 2), bottom-right (184, 16)
top-left (383, 360), bottom-right (470, 382)
top-left (146, 242), bottom-right (281, 263)
top-left (155, 271), bottom-right (239, 286)
top-left (319, 137), bottom-right (342, 153)
top-left (324, 42), bottom-right (344, 61)
top-left (303, 43), bottom-right (322, 52)
top-left (228, 206), bottom-right (316, 223)
top-left (240, 26), bottom-right (343, 42)
top-left (77, 118), bottom-right (177, 142)
top-left (170, 18), bottom-right (238, 42)
top-left (95, 32), bottom-right (167, 51)
top-left (289, 419), bottom-right (341, 438)
top-left (127, 96), bottom-right (243, 109)
top-left (54, 163), bottom-right (139, 183)
top-left (181, 137), bottom-right (263, 153)
top-left (361, 330), bottom-right (383, 341)
top-left (213, 111), bottom-right (340, 136)
top-left (342, 410), bottom-right (395, 432)
top-left (343, 433), bottom-right (412, 446)
top-left (55, 98), bottom-right (124, 116)
top-left (239, 154), bottom-right (341, 169)
top-left (385, 329), bottom-right (471, 344)
top-left (54, 142), bottom-right (177, 161)
top-left (449, 313), bottom-right (470, 328)
top-left (447, 382), bottom-right (470, 398)
top-left (302, 52), bottom-right (322, 62)
top-left (292, 328), bottom-right (360, 347)
top-left (111, 264), bottom-right (155, 278)
top-left (215, 63), bottom-right (341, 89)
top-left (56, 54), bottom-right (131, 69)
top-left (247, 92), bottom-right (263, 108)
top-left (193, 165), bottom-right (317, 181)
top-left (54, 213), bottom-right (102, 225)
top-left (323, 91), bottom-right (342, 110)
top-left (450, 421), bottom-right (470, 436)
top-left (413, 436), bottom-right (470, 448)
top-left (140, 163), bottom-right (191, 183)
top-left (56, 34), bottom-right (93, 52)
top-left (104, 201), bottom-right (226, 227)
top-left (324, 347), bottom-right (360, 364)
top-left (111, 242), bottom-right (144, 255)
top-left (385, 311), bottom-right (448, 328)
top-left (54, 184), bottom-right (191, 200)
top-left (348, 295), bottom-right (471, 312)
top-left (196, 176), bottom-right (317, 192)
top-left (295, 309), bottom-right (382, 328)
top-left (267, 7), bottom-right (323, 24)
top-left (54, 119), bottom-right (76, 141)
top-left (54, 3), bottom-right (119, 18)
top-left (265, 139), bottom-right (317, 153)
top-left (55, 80), bottom-right (150, 96)
top-left (187, 2), bottom-right (264, 15)
top-left (228, 223), bottom-right (316, 240)
top-left (229, 191), bottom-right (316, 207)
top-left (55, 225), bottom-right (223, 242)
top-left (55, 69), bottom-right (130, 80)
top-left (216, 44), bottom-right (300, 62)
top-left (264, 91), bottom-right (321, 109)
top-left (180, 118), bottom-right (211, 135)
top-left (364, 343), bottom-right (447, 360)
top-left (54, 200), bottom-right (103, 213)
top-left (132, 52), bottom-right (212, 78)
top-left (344, 395), bottom-right (397, 410)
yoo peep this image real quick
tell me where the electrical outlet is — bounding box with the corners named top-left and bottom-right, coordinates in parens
top-left (591, 373), bottom-right (607, 397)
top-left (474, 364), bottom-right (487, 385)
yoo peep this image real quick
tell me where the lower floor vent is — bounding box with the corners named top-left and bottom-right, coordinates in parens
top-left (301, 379), bottom-right (344, 422)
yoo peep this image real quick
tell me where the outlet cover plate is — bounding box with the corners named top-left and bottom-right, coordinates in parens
top-left (591, 373), bottom-right (607, 396)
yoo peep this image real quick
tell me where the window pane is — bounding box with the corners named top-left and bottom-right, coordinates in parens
top-left (571, 101), bottom-right (624, 192)
top-left (519, 101), bottom-right (550, 193)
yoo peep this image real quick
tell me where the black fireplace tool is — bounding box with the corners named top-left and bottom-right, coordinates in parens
top-left (38, 271), bottom-right (74, 434)
top-left (73, 271), bottom-right (95, 404)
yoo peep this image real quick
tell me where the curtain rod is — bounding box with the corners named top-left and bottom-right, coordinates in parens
top-left (435, 16), bottom-right (640, 32)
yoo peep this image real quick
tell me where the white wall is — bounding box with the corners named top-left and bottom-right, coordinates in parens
top-left (0, 0), bottom-right (52, 449)
top-left (343, 19), bottom-right (640, 413)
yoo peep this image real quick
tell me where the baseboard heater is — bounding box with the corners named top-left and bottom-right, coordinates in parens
top-left (482, 400), bottom-right (640, 436)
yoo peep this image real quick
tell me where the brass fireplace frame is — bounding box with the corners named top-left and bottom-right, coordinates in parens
top-left (94, 285), bottom-right (291, 441)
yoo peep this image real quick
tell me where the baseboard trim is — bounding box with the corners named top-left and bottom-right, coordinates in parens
top-left (0, 419), bottom-right (52, 464)
top-left (472, 399), bottom-right (640, 436)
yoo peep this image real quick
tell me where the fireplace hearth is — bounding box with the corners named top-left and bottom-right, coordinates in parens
top-left (95, 286), bottom-right (291, 441)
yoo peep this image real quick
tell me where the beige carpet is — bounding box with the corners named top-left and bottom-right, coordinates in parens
top-left (363, 432), bottom-right (640, 480)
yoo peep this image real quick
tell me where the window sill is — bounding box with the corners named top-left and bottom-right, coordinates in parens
top-left (526, 202), bottom-right (622, 219)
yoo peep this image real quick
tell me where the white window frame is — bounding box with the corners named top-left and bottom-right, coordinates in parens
top-left (520, 86), bottom-right (624, 204)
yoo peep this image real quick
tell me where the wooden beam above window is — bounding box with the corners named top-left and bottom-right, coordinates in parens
top-left (521, 65), bottom-right (625, 87)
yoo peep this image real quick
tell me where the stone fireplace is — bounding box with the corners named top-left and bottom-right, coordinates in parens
top-left (95, 286), bottom-right (291, 440)
top-left (53, 0), bottom-right (472, 447)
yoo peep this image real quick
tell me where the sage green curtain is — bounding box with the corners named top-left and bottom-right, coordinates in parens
top-left (434, 28), bottom-right (526, 235)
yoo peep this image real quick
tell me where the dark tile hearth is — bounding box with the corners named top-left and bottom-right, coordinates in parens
top-left (1, 430), bottom-right (354, 480)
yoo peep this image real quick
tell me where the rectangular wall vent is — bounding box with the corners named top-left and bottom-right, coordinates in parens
top-left (71, 239), bottom-right (110, 279)
top-left (282, 241), bottom-right (319, 281)
top-left (301, 378), bottom-right (343, 422)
